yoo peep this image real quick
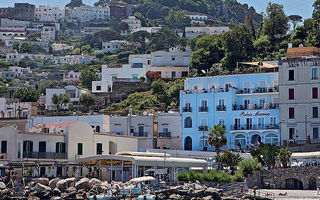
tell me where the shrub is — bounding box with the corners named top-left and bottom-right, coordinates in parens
top-left (238, 158), bottom-right (262, 177)
top-left (177, 171), bottom-right (189, 181)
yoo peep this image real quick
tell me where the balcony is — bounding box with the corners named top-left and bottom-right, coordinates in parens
top-left (199, 106), bottom-right (208, 112)
top-left (236, 87), bottom-right (279, 95)
top-left (183, 106), bottom-right (192, 112)
top-left (199, 126), bottom-right (208, 131)
top-left (23, 152), bottom-right (67, 159)
top-left (133, 132), bottom-right (148, 137)
top-left (216, 105), bottom-right (226, 111)
top-left (232, 103), bottom-right (279, 110)
top-left (230, 124), bottom-right (279, 130)
top-left (158, 132), bottom-right (171, 137)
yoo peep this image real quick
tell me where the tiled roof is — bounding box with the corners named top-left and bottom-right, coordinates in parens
top-left (33, 121), bottom-right (76, 128)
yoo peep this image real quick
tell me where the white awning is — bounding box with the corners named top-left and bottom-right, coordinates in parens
top-left (291, 151), bottom-right (320, 159)
top-left (130, 176), bottom-right (155, 183)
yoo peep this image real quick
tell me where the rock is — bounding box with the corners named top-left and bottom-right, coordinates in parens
top-left (75, 178), bottom-right (90, 190)
top-left (49, 178), bottom-right (60, 190)
top-left (51, 197), bottom-right (62, 200)
top-left (169, 194), bottom-right (181, 199)
top-left (66, 186), bottom-right (77, 193)
top-left (65, 177), bottom-right (77, 187)
top-left (56, 179), bottom-right (68, 191)
top-left (28, 196), bottom-right (40, 200)
top-left (187, 188), bottom-right (194, 195)
top-left (100, 181), bottom-right (109, 187)
top-left (35, 183), bottom-right (52, 193)
top-left (194, 184), bottom-right (204, 190)
top-left (34, 177), bottom-right (50, 186)
top-left (0, 181), bottom-right (6, 189)
top-left (52, 188), bottom-right (61, 196)
top-left (176, 189), bottom-right (188, 196)
top-left (204, 187), bottom-right (221, 200)
top-left (1, 188), bottom-right (12, 196)
top-left (76, 193), bottom-right (84, 199)
top-left (24, 189), bottom-right (31, 197)
top-left (64, 190), bottom-right (77, 199)
top-left (89, 178), bottom-right (101, 188)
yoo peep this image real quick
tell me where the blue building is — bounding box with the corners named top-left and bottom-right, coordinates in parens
top-left (180, 72), bottom-right (280, 151)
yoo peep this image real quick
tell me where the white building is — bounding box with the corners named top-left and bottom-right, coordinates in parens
top-left (0, 98), bottom-right (35, 118)
top-left (0, 121), bottom-right (138, 178)
top-left (131, 27), bottom-right (161, 34)
top-left (45, 85), bottom-right (89, 110)
top-left (122, 16), bottom-right (142, 30)
top-left (188, 15), bottom-right (208, 20)
top-left (41, 25), bottom-right (56, 42)
top-left (6, 53), bottom-right (95, 64)
top-left (99, 40), bottom-right (130, 53)
top-left (178, 26), bottom-right (229, 38)
top-left (63, 71), bottom-right (81, 83)
top-left (8, 66), bottom-right (32, 76)
top-left (35, 6), bottom-right (65, 22)
top-left (69, 6), bottom-right (110, 22)
top-left (52, 43), bottom-right (74, 52)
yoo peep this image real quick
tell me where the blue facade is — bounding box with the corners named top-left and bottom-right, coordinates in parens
top-left (180, 72), bottom-right (280, 151)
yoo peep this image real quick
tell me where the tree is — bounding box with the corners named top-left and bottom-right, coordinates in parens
top-left (251, 144), bottom-right (279, 168)
top-left (263, 3), bottom-right (289, 40)
top-left (13, 87), bottom-right (40, 102)
top-left (277, 147), bottom-right (292, 168)
top-left (216, 150), bottom-right (243, 172)
top-left (52, 94), bottom-right (70, 111)
top-left (313, 0), bottom-right (320, 22)
top-left (66, 0), bottom-right (84, 8)
top-left (165, 9), bottom-right (191, 29)
top-left (289, 15), bottom-right (303, 30)
top-left (131, 31), bottom-right (151, 52)
top-left (79, 69), bottom-right (98, 89)
top-left (208, 125), bottom-right (227, 154)
top-left (79, 93), bottom-right (96, 111)
top-left (13, 41), bottom-right (19, 51)
top-left (81, 45), bottom-right (92, 54)
top-left (190, 34), bottom-right (224, 73)
top-left (20, 42), bottom-right (31, 53)
top-left (148, 28), bottom-right (187, 51)
top-left (238, 159), bottom-right (262, 177)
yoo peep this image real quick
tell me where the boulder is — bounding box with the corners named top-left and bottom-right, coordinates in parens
top-left (100, 181), bottom-right (109, 187)
top-left (0, 181), bottom-right (6, 189)
top-left (169, 194), bottom-right (181, 199)
top-left (52, 188), bottom-right (61, 197)
top-left (75, 178), bottom-right (90, 190)
top-left (65, 177), bottom-right (77, 187)
top-left (49, 178), bottom-right (60, 190)
top-left (51, 197), bottom-right (62, 200)
top-left (66, 186), bottom-right (77, 193)
top-left (204, 187), bottom-right (221, 200)
top-left (28, 196), bottom-right (40, 200)
top-left (56, 179), bottom-right (68, 191)
top-left (89, 178), bottom-right (101, 188)
top-left (35, 183), bottom-right (52, 193)
top-left (34, 177), bottom-right (50, 186)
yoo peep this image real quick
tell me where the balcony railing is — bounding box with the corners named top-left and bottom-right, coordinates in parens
top-left (199, 106), bottom-right (208, 112)
top-left (133, 132), bottom-right (148, 137)
top-left (199, 126), bottom-right (208, 131)
top-left (232, 103), bottom-right (279, 110)
top-left (158, 132), bottom-right (171, 137)
top-left (216, 105), bottom-right (226, 111)
top-left (230, 124), bottom-right (279, 130)
top-left (183, 107), bottom-right (192, 112)
top-left (23, 152), bottom-right (67, 159)
top-left (236, 87), bottom-right (279, 94)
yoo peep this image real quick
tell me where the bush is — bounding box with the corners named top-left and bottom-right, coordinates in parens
top-left (177, 171), bottom-right (189, 181)
top-left (177, 169), bottom-right (241, 183)
top-left (238, 158), bottom-right (262, 177)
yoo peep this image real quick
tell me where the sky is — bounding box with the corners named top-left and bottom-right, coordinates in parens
top-left (0, 0), bottom-right (315, 20)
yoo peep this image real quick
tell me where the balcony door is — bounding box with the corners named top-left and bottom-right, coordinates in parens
top-left (39, 141), bottom-right (46, 152)
top-left (246, 118), bottom-right (253, 129)
top-left (138, 126), bottom-right (144, 136)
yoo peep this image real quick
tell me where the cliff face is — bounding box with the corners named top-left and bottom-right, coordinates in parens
top-left (65, 0), bottom-right (85, 8)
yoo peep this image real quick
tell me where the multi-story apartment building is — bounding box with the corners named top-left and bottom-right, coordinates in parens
top-left (63, 71), bottom-right (81, 83)
top-left (92, 47), bottom-right (191, 93)
top-left (35, 6), bottom-right (65, 22)
top-left (0, 121), bottom-right (137, 177)
top-left (109, 4), bottom-right (127, 19)
top-left (68, 6), bottom-right (110, 22)
top-left (100, 40), bottom-right (130, 53)
top-left (279, 46), bottom-right (320, 145)
top-left (122, 16), bottom-right (142, 30)
top-left (180, 73), bottom-right (280, 151)
top-left (178, 26), bottom-right (229, 38)
top-left (41, 25), bottom-right (56, 42)
top-left (0, 98), bottom-right (37, 118)
top-left (0, 3), bottom-right (35, 21)
top-left (52, 43), bottom-right (74, 52)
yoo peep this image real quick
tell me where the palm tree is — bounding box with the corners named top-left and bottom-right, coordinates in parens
top-left (277, 147), bottom-right (292, 168)
top-left (208, 125), bottom-right (227, 155)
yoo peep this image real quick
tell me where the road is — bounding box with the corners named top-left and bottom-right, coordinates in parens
top-left (248, 189), bottom-right (320, 200)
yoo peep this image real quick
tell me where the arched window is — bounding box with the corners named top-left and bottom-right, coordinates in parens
top-left (96, 126), bottom-right (100, 133)
top-left (199, 136), bottom-right (208, 148)
top-left (184, 117), bottom-right (192, 128)
top-left (234, 134), bottom-right (246, 148)
top-left (265, 133), bottom-right (279, 145)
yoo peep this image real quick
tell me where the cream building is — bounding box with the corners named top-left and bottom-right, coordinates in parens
top-left (35, 6), bottom-right (65, 22)
top-left (68, 6), bottom-right (110, 22)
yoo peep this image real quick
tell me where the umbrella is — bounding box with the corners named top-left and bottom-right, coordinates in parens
top-left (130, 176), bottom-right (156, 183)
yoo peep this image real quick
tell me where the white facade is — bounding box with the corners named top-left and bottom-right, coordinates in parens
top-left (122, 16), bottom-right (142, 30)
top-left (45, 85), bottom-right (89, 110)
top-left (41, 26), bottom-right (56, 42)
top-left (0, 19), bottom-right (31, 28)
top-left (131, 27), bottom-right (161, 34)
top-left (35, 6), bottom-right (65, 22)
top-left (63, 71), bottom-right (81, 83)
top-left (52, 43), bottom-right (74, 52)
top-left (157, 112), bottom-right (182, 149)
top-left (8, 66), bottom-right (32, 76)
top-left (69, 6), bottom-right (110, 22)
top-left (0, 98), bottom-right (33, 118)
top-left (178, 26), bottom-right (229, 38)
top-left (6, 53), bottom-right (95, 64)
top-left (188, 15), bottom-right (208, 20)
top-left (100, 40), bottom-right (129, 53)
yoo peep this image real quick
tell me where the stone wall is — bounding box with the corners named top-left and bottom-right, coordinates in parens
top-left (248, 166), bottom-right (320, 190)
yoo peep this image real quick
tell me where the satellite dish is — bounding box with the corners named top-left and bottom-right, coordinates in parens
top-left (143, 111), bottom-right (147, 115)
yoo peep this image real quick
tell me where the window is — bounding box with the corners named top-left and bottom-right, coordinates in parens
top-left (289, 88), bottom-right (294, 99)
top-left (218, 99), bottom-right (225, 106)
top-left (56, 142), bottom-right (66, 153)
top-left (112, 76), bottom-right (117, 80)
top-left (96, 86), bottom-right (101, 91)
top-left (171, 71), bottom-right (176, 78)
top-left (313, 127), bottom-right (319, 139)
top-left (77, 143), bottom-right (83, 155)
top-left (1, 141), bottom-right (7, 153)
top-left (96, 126), bottom-right (100, 133)
top-left (312, 87), bottom-right (318, 99)
top-left (234, 118), bottom-right (240, 129)
top-left (265, 134), bottom-right (279, 144)
top-left (185, 101), bottom-right (191, 108)
top-left (39, 141), bottom-right (46, 152)
top-left (258, 118), bottom-right (265, 128)
top-left (234, 134), bottom-right (246, 148)
top-left (244, 99), bottom-right (250, 109)
top-left (289, 107), bottom-right (295, 119)
top-left (218, 119), bottom-right (225, 126)
top-left (184, 117), bottom-right (192, 128)
top-left (270, 117), bottom-right (276, 125)
top-left (313, 107), bottom-right (319, 118)
top-left (289, 70), bottom-right (294, 81)
top-left (172, 57), bottom-right (175, 61)
top-left (97, 143), bottom-right (102, 155)
top-left (132, 75), bottom-right (138, 79)
top-left (312, 68), bottom-right (318, 79)
top-left (201, 100), bottom-right (207, 108)
top-left (258, 80), bottom-right (266, 88)
top-left (259, 98), bottom-right (265, 107)
top-left (200, 118), bottom-right (208, 126)
top-left (138, 126), bottom-right (144, 136)
top-left (199, 136), bottom-right (208, 148)
top-left (289, 128), bottom-right (295, 140)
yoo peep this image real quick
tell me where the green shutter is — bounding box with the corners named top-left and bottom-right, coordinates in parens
top-left (62, 143), bottom-right (66, 153)
top-left (1, 141), bottom-right (7, 153)
top-left (78, 143), bottom-right (83, 155)
top-left (97, 143), bottom-right (102, 155)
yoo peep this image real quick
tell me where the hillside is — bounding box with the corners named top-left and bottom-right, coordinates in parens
top-left (94, 0), bottom-right (263, 28)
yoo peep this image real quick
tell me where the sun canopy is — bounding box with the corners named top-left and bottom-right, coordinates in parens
top-left (291, 151), bottom-right (320, 159)
top-left (130, 176), bottom-right (155, 183)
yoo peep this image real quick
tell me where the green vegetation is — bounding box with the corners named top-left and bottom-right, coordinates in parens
top-left (13, 87), bottom-right (40, 102)
top-left (52, 94), bottom-right (70, 111)
top-left (177, 169), bottom-right (243, 183)
top-left (238, 158), bottom-right (262, 177)
top-left (79, 69), bottom-right (99, 89)
top-left (79, 93), bottom-right (96, 111)
top-left (216, 150), bottom-right (243, 172)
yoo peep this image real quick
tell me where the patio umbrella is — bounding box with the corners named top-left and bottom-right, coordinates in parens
top-left (130, 176), bottom-right (156, 183)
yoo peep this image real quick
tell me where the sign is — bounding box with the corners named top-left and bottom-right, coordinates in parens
top-left (240, 111), bottom-right (270, 117)
top-left (155, 169), bottom-right (167, 175)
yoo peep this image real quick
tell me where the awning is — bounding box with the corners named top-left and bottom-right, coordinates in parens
top-left (291, 151), bottom-right (320, 159)
top-left (130, 176), bottom-right (155, 183)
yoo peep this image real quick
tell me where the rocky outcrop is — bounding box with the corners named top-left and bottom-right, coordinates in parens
top-left (75, 178), bottom-right (90, 190)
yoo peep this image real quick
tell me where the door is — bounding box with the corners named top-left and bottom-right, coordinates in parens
top-left (184, 137), bottom-right (192, 151)
top-left (246, 118), bottom-right (252, 129)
